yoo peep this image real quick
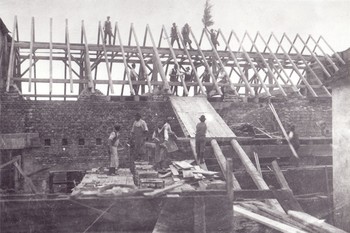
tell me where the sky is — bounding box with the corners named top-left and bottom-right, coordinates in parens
top-left (1, 0), bottom-right (350, 51)
top-left (1, 0), bottom-right (349, 97)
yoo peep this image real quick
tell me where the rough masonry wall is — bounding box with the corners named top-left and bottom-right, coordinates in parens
top-left (0, 93), bottom-right (184, 192)
top-left (212, 97), bottom-right (332, 138)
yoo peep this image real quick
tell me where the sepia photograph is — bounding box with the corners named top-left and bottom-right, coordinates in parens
top-left (1, 0), bottom-right (350, 232)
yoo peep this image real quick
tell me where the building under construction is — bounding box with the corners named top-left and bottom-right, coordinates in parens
top-left (1, 16), bottom-right (350, 232)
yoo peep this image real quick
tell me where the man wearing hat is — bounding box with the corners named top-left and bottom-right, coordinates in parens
top-left (104, 16), bottom-right (114, 45)
top-left (196, 115), bottom-right (207, 164)
top-left (131, 113), bottom-right (149, 161)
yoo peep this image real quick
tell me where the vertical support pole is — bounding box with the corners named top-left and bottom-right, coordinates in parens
top-left (81, 20), bottom-right (94, 93)
top-left (226, 158), bottom-right (234, 203)
top-left (49, 18), bottom-right (53, 99)
top-left (6, 16), bottom-right (17, 92)
top-left (28, 17), bottom-right (34, 93)
top-left (65, 19), bottom-right (73, 93)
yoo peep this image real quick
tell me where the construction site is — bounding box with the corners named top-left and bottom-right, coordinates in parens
top-left (1, 10), bottom-right (350, 232)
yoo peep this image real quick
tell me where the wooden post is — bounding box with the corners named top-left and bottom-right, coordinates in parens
top-left (49, 18), bottom-right (53, 97)
top-left (65, 19), bottom-right (73, 93)
top-left (6, 16), bottom-right (17, 92)
top-left (211, 139), bottom-right (241, 190)
top-left (28, 17), bottom-right (34, 93)
top-left (226, 158), bottom-right (234, 202)
top-left (81, 20), bottom-right (94, 93)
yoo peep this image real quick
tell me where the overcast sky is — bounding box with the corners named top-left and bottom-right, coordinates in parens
top-left (1, 0), bottom-right (350, 52)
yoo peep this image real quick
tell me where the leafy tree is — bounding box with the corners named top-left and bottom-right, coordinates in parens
top-left (202, 0), bottom-right (214, 29)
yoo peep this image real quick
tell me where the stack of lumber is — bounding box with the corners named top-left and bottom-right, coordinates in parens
top-left (234, 202), bottom-right (347, 233)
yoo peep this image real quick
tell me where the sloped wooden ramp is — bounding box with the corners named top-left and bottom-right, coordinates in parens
top-left (169, 96), bottom-right (235, 138)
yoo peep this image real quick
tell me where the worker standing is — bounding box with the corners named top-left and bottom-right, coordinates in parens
top-left (152, 121), bottom-right (166, 171)
top-left (170, 23), bottom-right (181, 49)
top-left (103, 16), bottom-right (114, 45)
top-left (108, 125), bottom-right (121, 175)
top-left (195, 115), bottom-right (207, 164)
top-left (183, 67), bottom-right (193, 96)
top-left (181, 23), bottom-right (193, 50)
top-left (131, 113), bottom-right (149, 161)
top-left (170, 64), bottom-right (179, 96)
top-left (210, 29), bottom-right (220, 49)
top-left (130, 63), bottom-right (139, 95)
top-left (288, 125), bottom-right (300, 151)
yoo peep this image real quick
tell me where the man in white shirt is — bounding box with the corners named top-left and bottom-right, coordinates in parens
top-left (131, 113), bottom-right (148, 161)
top-left (108, 125), bottom-right (121, 175)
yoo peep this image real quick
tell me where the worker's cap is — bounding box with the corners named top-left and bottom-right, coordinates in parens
top-left (199, 115), bottom-right (206, 121)
top-left (135, 113), bottom-right (141, 118)
top-left (167, 116), bottom-right (173, 121)
top-left (107, 16), bottom-right (110, 18)
top-left (173, 22), bottom-right (176, 26)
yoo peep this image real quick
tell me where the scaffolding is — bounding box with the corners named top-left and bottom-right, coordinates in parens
top-left (5, 16), bottom-right (346, 100)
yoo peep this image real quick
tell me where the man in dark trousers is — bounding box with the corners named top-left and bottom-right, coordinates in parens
top-left (130, 63), bottom-right (139, 95)
top-left (288, 125), bottom-right (300, 151)
top-left (131, 113), bottom-right (149, 161)
top-left (210, 29), bottom-right (220, 49)
top-left (170, 23), bottom-right (181, 49)
top-left (181, 23), bottom-right (193, 50)
top-left (104, 16), bottom-right (114, 44)
top-left (196, 115), bottom-right (207, 164)
top-left (108, 125), bottom-right (121, 175)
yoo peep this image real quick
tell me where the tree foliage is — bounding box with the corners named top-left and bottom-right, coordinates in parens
top-left (202, 0), bottom-right (214, 28)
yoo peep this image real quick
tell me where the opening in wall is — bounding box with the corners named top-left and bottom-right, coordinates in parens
top-left (78, 138), bottom-right (85, 146)
top-left (44, 139), bottom-right (51, 146)
top-left (96, 138), bottom-right (102, 145)
top-left (62, 138), bottom-right (68, 146)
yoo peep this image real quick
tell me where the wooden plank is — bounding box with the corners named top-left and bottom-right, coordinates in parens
top-left (226, 158), bottom-right (234, 202)
top-left (288, 210), bottom-right (347, 233)
top-left (0, 133), bottom-right (40, 149)
top-left (49, 18), bottom-right (53, 96)
top-left (65, 19), bottom-right (73, 93)
top-left (169, 165), bottom-right (179, 176)
top-left (271, 160), bottom-right (291, 190)
top-left (211, 139), bottom-right (241, 190)
top-left (144, 181), bottom-right (185, 197)
top-left (28, 17), bottom-right (34, 93)
top-left (234, 205), bottom-right (307, 233)
top-left (272, 188), bottom-right (304, 212)
top-left (254, 152), bottom-right (262, 177)
top-left (269, 102), bottom-right (299, 159)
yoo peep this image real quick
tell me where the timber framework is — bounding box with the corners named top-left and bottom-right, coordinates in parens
top-left (4, 16), bottom-right (346, 100)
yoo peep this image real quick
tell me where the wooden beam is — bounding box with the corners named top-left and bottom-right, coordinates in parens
top-left (81, 20), bottom-right (94, 92)
top-left (258, 32), bottom-right (300, 94)
top-left (271, 33), bottom-right (318, 97)
top-left (189, 139), bottom-right (208, 170)
top-left (162, 25), bottom-right (189, 96)
top-left (193, 196), bottom-right (206, 233)
top-left (131, 24), bottom-right (152, 93)
top-left (146, 25), bottom-right (171, 92)
top-left (211, 140), bottom-right (241, 190)
top-left (27, 17), bottom-right (34, 93)
top-left (0, 156), bottom-right (20, 169)
top-left (319, 35), bottom-right (345, 65)
top-left (190, 28), bottom-right (222, 95)
top-left (6, 16), bottom-right (17, 92)
top-left (49, 18), bottom-right (53, 96)
top-left (232, 31), bottom-right (271, 96)
top-left (268, 102), bottom-right (299, 159)
top-left (234, 205), bottom-right (307, 233)
top-left (230, 139), bottom-right (284, 211)
top-left (204, 29), bottom-right (239, 96)
top-left (65, 20), bottom-right (73, 93)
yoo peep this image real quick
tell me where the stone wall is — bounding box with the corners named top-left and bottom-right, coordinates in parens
top-left (212, 97), bottom-right (332, 138)
top-left (0, 92), bottom-right (185, 192)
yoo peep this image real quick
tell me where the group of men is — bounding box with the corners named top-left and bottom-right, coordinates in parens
top-left (107, 113), bottom-right (208, 175)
